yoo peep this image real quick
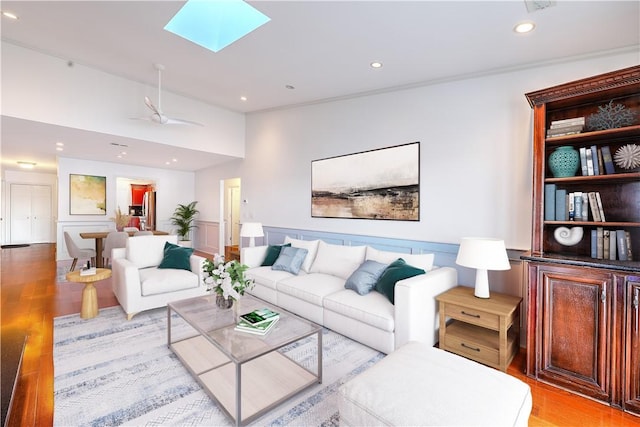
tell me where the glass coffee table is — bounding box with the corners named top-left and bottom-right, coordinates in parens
top-left (167, 294), bottom-right (322, 426)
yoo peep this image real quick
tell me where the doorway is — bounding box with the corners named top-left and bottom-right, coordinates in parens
top-left (222, 177), bottom-right (241, 261)
top-left (9, 184), bottom-right (52, 244)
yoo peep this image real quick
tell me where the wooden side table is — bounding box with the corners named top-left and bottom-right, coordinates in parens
top-left (436, 286), bottom-right (521, 371)
top-left (65, 268), bottom-right (112, 319)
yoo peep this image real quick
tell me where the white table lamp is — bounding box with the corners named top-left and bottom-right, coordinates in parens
top-left (240, 222), bottom-right (264, 247)
top-left (455, 237), bottom-right (511, 298)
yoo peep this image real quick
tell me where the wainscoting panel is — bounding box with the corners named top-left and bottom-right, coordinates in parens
top-left (195, 221), bottom-right (220, 256)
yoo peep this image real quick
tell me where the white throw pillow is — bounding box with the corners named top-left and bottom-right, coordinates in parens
top-left (284, 236), bottom-right (320, 273)
top-left (365, 246), bottom-right (434, 271)
top-left (309, 241), bottom-right (367, 280)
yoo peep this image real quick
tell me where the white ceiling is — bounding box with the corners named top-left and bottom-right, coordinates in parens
top-left (1, 1), bottom-right (639, 173)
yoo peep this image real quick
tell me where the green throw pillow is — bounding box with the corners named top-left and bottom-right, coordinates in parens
top-left (375, 258), bottom-right (425, 304)
top-left (261, 243), bottom-right (292, 266)
top-left (158, 241), bottom-right (194, 271)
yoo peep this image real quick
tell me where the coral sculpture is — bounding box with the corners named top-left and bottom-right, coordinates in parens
top-left (586, 101), bottom-right (636, 131)
top-left (614, 144), bottom-right (640, 170)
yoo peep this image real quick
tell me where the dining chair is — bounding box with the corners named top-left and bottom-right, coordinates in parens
top-left (64, 231), bottom-right (97, 272)
top-left (133, 230), bottom-right (153, 236)
top-left (102, 231), bottom-right (129, 268)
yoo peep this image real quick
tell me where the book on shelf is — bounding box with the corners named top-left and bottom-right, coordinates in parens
top-left (586, 148), bottom-right (595, 176)
top-left (596, 227), bottom-right (604, 259)
top-left (544, 184), bottom-right (556, 221)
top-left (617, 230), bottom-right (628, 261)
top-left (582, 193), bottom-right (589, 222)
top-left (574, 192), bottom-right (583, 221)
top-left (595, 192), bottom-right (606, 222)
top-left (579, 147), bottom-right (588, 176)
top-left (234, 317), bottom-right (279, 335)
top-left (239, 307), bottom-right (280, 326)
top-left (546, 124), bottom-right (584, 137)
top-left (568, 192), bottom-right (575, 221)
top-left (550, 117), bottom-right (585, 127)
top-left (591, 229), bottom-right (597, 258)
top-left (591, 146), bottom-right (600, 175)
top-left (626, 231), bottom-right (634, 261)
top-left (597, 148), bottom-right (604, 176)
top-left (609, 230), bottom-right (617, 261)
top-left (603, 230), bottom-right (610, 260)
top-left (600, 146), bottom-right (616, 175)
top-left (555, 189), bottom-right (567, 221)
top-left (588, 192), bottom-right (601, 222)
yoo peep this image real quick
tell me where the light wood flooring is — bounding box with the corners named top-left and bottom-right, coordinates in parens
top-left (2, 243), bottom-right (640, 426)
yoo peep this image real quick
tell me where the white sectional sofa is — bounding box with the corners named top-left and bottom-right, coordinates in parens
top-left (242, 237), bottom-right (457, 354)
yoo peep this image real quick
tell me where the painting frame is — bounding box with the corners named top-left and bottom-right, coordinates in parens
top-left (69, 174), bottom-right (107, 215)
top-left (311, 141), bottom-right (420, 221)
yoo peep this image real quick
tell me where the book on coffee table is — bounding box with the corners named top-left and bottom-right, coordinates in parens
top-left (239, 308), bottom-right (280, 326)
top-left (234, 317), bottom-right (279, 335)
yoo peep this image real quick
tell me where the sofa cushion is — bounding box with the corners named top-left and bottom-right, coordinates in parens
top-left (284, 237), bottom-right (320, 273)
top-left (324, 289), bottom-right (394, 332)
top-left (261, 243), bottom-right (291, 266)
top-left (375, 258), bottom-right (425, 304)
top-left (246, 266), bottom-right (299, 290)
top-left (310, 241), bottom-right (367, 280)
top-left (139, 267), bottom-right (199, 296)
top-left (277, 273), bottom-right (345, 307)
top-left (344, 260), bottom-right (388, 295)
top-left (366, 246), bottom-right (434, 271)
top-left (126, 235), bottom-right (179, 269)
top-left (272, 246), bottom-right (308, 275)
top-left (157, 241), bottom-right (193, 271)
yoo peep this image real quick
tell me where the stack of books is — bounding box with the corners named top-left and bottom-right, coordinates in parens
top-left (234, 308), bottom-right (280, 335)
top-left (547, 117), bottom-right (585, 138)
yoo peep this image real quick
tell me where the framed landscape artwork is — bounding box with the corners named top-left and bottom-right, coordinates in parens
top-left (312, 142), bottom-right (420, 220)
top-left (69, 174), bottom-right (107, 215)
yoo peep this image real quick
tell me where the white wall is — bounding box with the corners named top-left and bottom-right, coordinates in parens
top-left (56, 157), bottom-right (195, 259)
top-left (2, 41), bottom-right (245, 157)
top-left (195, 51), bottom-right (638, 250)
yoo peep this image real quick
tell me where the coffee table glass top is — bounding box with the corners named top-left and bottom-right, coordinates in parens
top-left (168, 294), bottom-right (321, 363)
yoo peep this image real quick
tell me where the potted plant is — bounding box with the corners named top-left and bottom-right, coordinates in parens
top-left (170, 201), bottom-right (199, 246)
top-left (109, 206), bottom-right (131, 231)
top-left (202, 253), bottom-right (254, 309)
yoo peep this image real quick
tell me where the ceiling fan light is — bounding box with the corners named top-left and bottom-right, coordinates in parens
top-left (514, 21), bottom-right (535, 33)
top-left (17, 161), bottom-right (36, 169)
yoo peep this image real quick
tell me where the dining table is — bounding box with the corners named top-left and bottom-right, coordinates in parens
top-left (79, 230), bottom-right (169, 268)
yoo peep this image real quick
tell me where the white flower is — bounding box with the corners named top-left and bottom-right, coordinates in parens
top-left (220, 278), bottom-right (240, 300)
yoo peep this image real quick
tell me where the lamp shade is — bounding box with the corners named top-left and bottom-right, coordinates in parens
top-left (456, 237), bottom-right (510, 298)
top-left (240, 222), bottom-right (264, 247)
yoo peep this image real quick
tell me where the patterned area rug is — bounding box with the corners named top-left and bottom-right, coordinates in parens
top-left (54, 306), bottom-right (384, 426)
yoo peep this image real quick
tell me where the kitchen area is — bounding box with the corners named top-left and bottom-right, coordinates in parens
top-left (117, 178), bottom-right (156, 231)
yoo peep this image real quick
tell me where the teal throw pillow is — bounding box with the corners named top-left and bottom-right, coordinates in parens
top-left (158, 241), bottom-right (194, 271)
top-left (345, 260), bottom-right (388, 295)
top-left (375, 258), bottom-right (425, 304)
top-left (272, 246), bottom-right (308, 275)
top-left (261, 243), bottom-right (292, 266)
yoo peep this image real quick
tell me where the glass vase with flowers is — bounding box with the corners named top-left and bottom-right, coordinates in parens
top-left (202, 254), bottom-right (254, 309)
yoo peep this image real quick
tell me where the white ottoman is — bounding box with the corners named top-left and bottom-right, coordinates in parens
top-left (338, 341), bottom-right (532, 426)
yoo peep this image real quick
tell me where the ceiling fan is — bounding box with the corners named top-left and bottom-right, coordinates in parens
top-left (132, 64), bottom-right (203, 126)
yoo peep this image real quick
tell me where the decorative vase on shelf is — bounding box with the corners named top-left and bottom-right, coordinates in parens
top-left (215, 295), bottom-right (234, 310)
top-left (548, 146), bottom-right (580, 178)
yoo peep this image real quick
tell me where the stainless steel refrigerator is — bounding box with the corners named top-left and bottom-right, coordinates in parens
top-left (141, 191), bottom-right (156, 230)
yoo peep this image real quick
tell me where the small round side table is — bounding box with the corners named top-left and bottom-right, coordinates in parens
top-left (65, 268), bottom-right (112, 319)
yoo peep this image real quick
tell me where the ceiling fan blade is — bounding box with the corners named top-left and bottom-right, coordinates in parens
top-left (164, 117), bottom-right (204, 126)
top-left (144, 96), bottom-right (160, 115)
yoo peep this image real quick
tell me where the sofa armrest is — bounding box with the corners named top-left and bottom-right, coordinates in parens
top-left (190, 254), bottom-right (206, 285)
top-left (111, 257), bottom-right (143, 313)
top-left (394, 266), bottom-right (458, 350)
top-left (112, 247), bottom-right (126, 260)
top-left (241, 246), bottom-right (269, 268)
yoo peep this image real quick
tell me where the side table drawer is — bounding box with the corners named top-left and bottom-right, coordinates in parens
top-left (444, 303), bottom-right (499, 330)
top-left (442, 321), bottom-right (500, 367)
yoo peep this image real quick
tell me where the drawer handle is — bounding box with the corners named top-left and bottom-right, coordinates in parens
top-left (461, 311), bottom-right (480, 318)
top-left (461, 343), bottom-right (481, 352)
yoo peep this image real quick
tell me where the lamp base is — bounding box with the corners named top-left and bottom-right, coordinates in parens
top-left (474, 269), bottom-right (490, 298)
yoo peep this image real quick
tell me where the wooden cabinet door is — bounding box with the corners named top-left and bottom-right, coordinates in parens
top-left (624, 276), bottom-right (640, 415)
top-left (537, 265), bottom-right (613, 402)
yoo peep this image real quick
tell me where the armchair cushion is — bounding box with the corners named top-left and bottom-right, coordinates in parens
top-left (140, 267), bottom-right (200, 296)
top-left (126, 235), bottom-right (180, 268)
top-left (158, 241), bottom-right (194, 271)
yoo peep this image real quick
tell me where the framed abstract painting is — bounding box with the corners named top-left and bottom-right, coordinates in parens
top-left (69, 174), bottom-right (107, 215)
top-left (311, 142), bottom-right (420, 220)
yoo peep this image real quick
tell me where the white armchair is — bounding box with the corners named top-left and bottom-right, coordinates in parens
top-left (111, 234), bottom-right (208, 320)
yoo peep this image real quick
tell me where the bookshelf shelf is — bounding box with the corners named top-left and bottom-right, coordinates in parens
top-left (523, 65), bottom-right (640, 416)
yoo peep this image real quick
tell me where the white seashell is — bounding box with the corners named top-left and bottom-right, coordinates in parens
top-left (554, 226), bottom-right (584, 246)
top-left (614, 144), bottom-right (640, 169)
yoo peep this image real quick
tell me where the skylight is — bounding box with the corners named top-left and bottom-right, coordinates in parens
top-left (164, 0), bottom-right (270, 53)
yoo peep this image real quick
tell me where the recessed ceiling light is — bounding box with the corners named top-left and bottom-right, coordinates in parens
top-left (285, 85), bottom-right (295, 90)
top-left (240, 96), bottom-right (247, 101)
top-left (165, 161), bottom-right (171, 165)
top-left (514, 21), bottom-right (535, 34)
top-left (56, 147), bottom-right (64, 152)
top-left (2, 11), bottom-right (18, 20)
top-left (172, 158), bottom-right (178, 162)
top-left (56, 142), bottom-right (64, 146)
top-left (17, 161), bottom-right (36, 169)
top-left (370, 61), bottom-right (383, 69)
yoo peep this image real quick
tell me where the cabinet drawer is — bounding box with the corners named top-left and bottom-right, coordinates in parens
top-left (444, 303), bottom-right (500, 329)
top-left (443, 322), bottom-right (500, 367)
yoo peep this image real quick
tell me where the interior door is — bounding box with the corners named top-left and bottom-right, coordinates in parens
top-left (230, 186), bottom-right (240, 246)
top-left (9, 184), bottom-right (52, 244)
top-left (30, 185), bottom-right (52, 242)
